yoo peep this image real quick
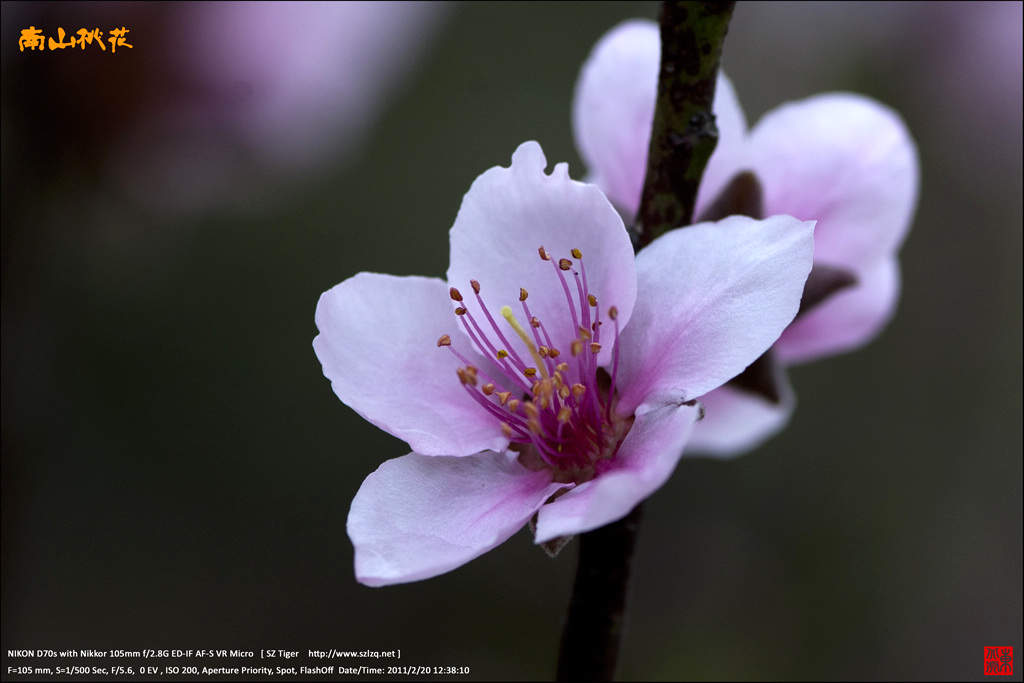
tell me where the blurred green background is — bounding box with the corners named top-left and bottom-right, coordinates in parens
top-left (2, 2), bottom-right (1021, 680)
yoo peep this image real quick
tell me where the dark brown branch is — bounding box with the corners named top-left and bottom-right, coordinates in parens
top-left (634, 1), bottom-right (736, 249)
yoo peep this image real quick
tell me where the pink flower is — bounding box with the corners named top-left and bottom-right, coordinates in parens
top-left (314, 141), bottom-right (813, 585)
top-left (573, 21), bottom-right (919, 455)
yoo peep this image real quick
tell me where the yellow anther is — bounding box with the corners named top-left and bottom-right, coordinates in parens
top-left (449, 287), bottom-right (463, 302)
top-left (538, 246), bottom-right (551, 261)
top-left (501, 423), bottom-right (513, 438)
top-left (571, 248), bottom-right (582, 259)
top-left (579, 327), bottom-right (592, 341)
top-left (519, 288), bottom-right (529, 302)
top-left (455, 307), bottom-right (467, 315)
top-left (437, 334), bottom-right (451, 347)
top-left (538, 346), bottom-right (549, 357)
top-left (548, 347), bottom-right (560, 358)
top-left (498, 391), bottom-right (511, 405)
top-left (508, 399), bottom-right (520, 413)
top-left (496, 349), bottom-right (508, 359)
top-left (590, 343), bottom-right (602, 355)
top-left (559, 258), bottom-right (572, 271)
top-left (559, 385), bottom-right (570, 400)
top-left (572, 383), bottom-right (586, 399)
top-left (524, 367), bottom-right (537, 377)
top-left (482, 383), bottom-right (495, 395)
top-left (500, 305), bottom-right (549, 379)
top-left (608, 306), bottom-right (618, 320)
top-left (470, 279), bottom-right (481, 294)
top-left (556, 362), bottom-right (569, 372)
top-left (523, 402), bottom-right (539, 419)
top-left (588, 294), bottom-right (597, 307)
top-left (571, 340), bottom-right (583, 356)
top-left (557, 406), bottom-right (572, 423)
top-left (465, 365), bottom-right (478, 383)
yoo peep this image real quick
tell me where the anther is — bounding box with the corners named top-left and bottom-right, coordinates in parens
top-left (559, 385), bottom-right (570, 400)
top-left (556, 363), bottom-right (569, 372)
top-left (608, 306), bottom-right (618, 320)
top-left (590, 343), bottom-right (602, 354)
top-left (557, 406), bottom-right (572, 423)
top-left (496, 349), bottom-right (509, 359)
top-left (579, 327), bottom-right (592, 341)
top-left (520, 288), bottom-right (528, 302)
top-left (538, 346), bottom-right (549, 357)
top-left (449, 287), bottom-right (463, 302)
top-left (531, 316), bottom-right (541, 328)
top-left (437, 334), bottom-right (451, 347)
top-left (571, 340), bottom-right (583, 356)
top-left (482, 383), bottom-right (495, 396)
top-left (498, 391), bottom-right (511, 405)
top-left (523, 402), bottom-right (539, 419)
top-left (455, 307), bottom-right (467, 315)
top-left (558, 258), bottom-right (573, 271)
top-left (548, 348), bottom-right (561, 358)
top-left (588, 294), bottom-right (597, 307)
top-left (571, 248), bottom-right (582, 259)
top-left (501, 423), bottom-right (513, 438)
top-left (508, 399), bottom-right (520, 413)
top-left (470, 280), bottom-right (481, 294)
top-left (572, 384), bottom-right (586, 398)
top-left (538, 246), bottom-right (551, 261)
top-left (524, 367), bottom-right (537, 377)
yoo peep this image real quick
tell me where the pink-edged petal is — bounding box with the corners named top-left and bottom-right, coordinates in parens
top-left (447, 141), bottom-right (636, 367)
top-left (686, 371), bottom-right (796, 457)
top-left (615, 215), bottom-right (815, 416)
top-left (573, 20), bottom-right (660, 215)
top-left (314, 273), bottom-right (507, 456)
top-left (572, 18), bottom-right (749, 221)
top-left (348, 450), bottom-right (565, 586)
top-left (776, 256), bottom-right (901, 364)
top-left (533, 401), bottom-right (700, 543)
top-left (749, 93), bottom-right (919, 271)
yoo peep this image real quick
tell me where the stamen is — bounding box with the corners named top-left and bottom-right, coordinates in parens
top-left (450, 287), bottom-right (463, 302)
top-left (588, 294), bottom-right (597, 307)
top-left (571, 248), bottom-right (582, 259)
top-left (538, 246), bottom-right (551, 261)
top-left (590, 343), bottom-right (602, 354)
top-left (470, 280), bottom-right (481, 294)
top-left (520, 288), bottom-right (528, 301)
top-left (501, 423), bottom-right (513, 438)
top-left (482, 383), bottom-right (495, 395)
top-left (437, 334), bottom-right (451, 347)
top-left (558, 258), bottom-right (573, 271)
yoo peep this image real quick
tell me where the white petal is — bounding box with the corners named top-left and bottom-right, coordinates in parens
top-left (447, 141), bottom-right (637, 368)
top-left (615, 215), bottom-right (814, 415)
top-left (572, 20), bottom-right (661, 215)
top-left (686, 374), bottom-right (795, 456)
top-left (349, 451), bottom-right (565, 586)
top-left (749, 93), bottom-right (919, 270)
top-left (534, 401), bottom-right (700, 543)
top-left (314, 273), bottom-right (508, 456)
top-left (776, 257), bottom-right (901, 364)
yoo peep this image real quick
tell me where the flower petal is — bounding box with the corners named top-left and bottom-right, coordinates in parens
top-left (776, 256), bottom-right (901, 364)
top-left (748, 93), bottom-right (919, 271)
top-left (572, 19), bottom-right (748, 219)
top-left (447, 141), bottom-right (636, 367)
top-left (348, 450), bottom-right (565, 586)
top-left (686, 372), bottom-right (795, 456)
top-left (615, 215), bottom-right (815, 416)
top-left (533, 401), bottom-right (700, 543)
top-left (314, 273), bottom-right (507, 456)
top-left (572, 20), bottom-right (660, 215)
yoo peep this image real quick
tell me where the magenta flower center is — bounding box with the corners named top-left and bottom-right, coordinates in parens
top-left (438, 247), bottom-right (631, 484)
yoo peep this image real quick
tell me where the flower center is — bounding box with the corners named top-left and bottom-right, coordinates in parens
top-left (437, 247), bottom-right (630, 484)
